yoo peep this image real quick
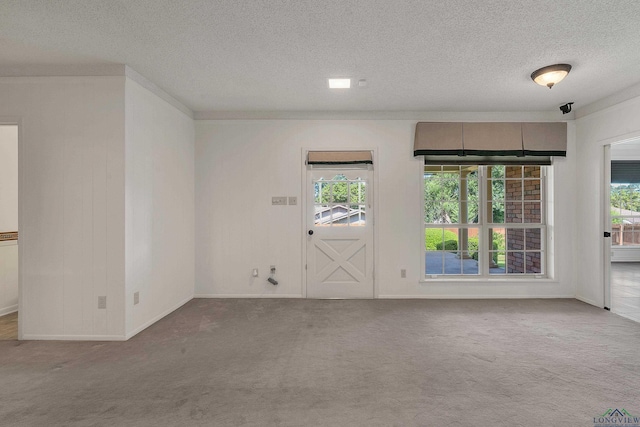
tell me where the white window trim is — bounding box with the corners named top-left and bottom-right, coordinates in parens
top-left (421, 165), bottom-right (553, 280)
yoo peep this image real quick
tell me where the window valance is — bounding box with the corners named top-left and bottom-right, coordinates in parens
top-left (307, 151), bottom-right (373, 165)
top-left (414, 122), bottom-right (567, 163)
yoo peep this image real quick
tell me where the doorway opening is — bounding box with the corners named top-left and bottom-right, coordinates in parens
top-left (0, 124), bottom-right (19, 339)
top-left (606, 140), bottom-right (640, 323)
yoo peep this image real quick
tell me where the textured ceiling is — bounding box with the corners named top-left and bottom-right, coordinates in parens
top-left (1, 0), bottom-right (640, 114)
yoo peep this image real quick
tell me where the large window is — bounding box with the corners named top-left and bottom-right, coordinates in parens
top-left (424, 165), bottom-right (547, 277)
top-left (610, 184), bottom-right (640, 247)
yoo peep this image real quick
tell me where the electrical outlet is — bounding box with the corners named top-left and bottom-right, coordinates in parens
top-left (272, 196), bottom-right (287, 205)
top-left (401, 269), bottom-right (406, 278)
top-left (134, 291), bottom-right (140, 305)
top-left (288, 196), bottom-right (297, 205)
top-left (98, 296), bottom-right (107, 309)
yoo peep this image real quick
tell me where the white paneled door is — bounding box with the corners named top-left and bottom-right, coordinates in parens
top-left (306, 168), bottom-right (374, 298)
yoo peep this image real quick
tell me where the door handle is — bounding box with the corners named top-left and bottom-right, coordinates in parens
top-left (308, 230), bottom-right (314, 236)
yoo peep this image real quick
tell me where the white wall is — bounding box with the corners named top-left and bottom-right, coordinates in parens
top-left (0, 125), bottom-right (19, 315)
top-left (0, 74), bottom-right (195, 340)
top-left (8, 69), bottom-right (625, 335)
top-left (0, 243), bottom-right (18, 316)
top-left (0, 76), bottom-right (126, 339)
top-left (195, 119), bottom-right (576, 299)
top-left (575, 95), bottom-right (640, 306)
top-left (611, 140), bottom-right (640, 160)
top-left (0, 125), bottom-right (18, 231)
top-left (124, 79), bottom-right (194, 338)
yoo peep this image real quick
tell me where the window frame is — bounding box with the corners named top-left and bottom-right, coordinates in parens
top-left (422, 164), bottom-right (550, 280)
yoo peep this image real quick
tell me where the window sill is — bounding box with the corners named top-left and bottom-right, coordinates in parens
top-left (419, 277), bottom-right (558, 284)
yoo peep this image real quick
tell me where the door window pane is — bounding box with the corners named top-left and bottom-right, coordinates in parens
top-left (314, 176), bottom-right (367, 226)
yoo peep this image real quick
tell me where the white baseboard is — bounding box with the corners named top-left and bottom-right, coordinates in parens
top-left (575, 295), bottom-right (603, 308)
top-left (195, 294), bottom-right (575, 300)
top-left (611, 247), bottom-right (640, 262)
top-left (125, 295), bottom-right (193, 340)
top-left (21, 334), bottom-right (128, 341)
top-left (0, 304), bottom-right (18, 316)
top-left (378, 294), bottom-right (576, 299)
top-left (194, 293), bottom-right (303, 299)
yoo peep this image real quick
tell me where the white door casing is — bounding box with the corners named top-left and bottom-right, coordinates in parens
top-left (603, 145), bottom-right (611, 310)
top-left (306, 168), bottom-right (374, 298)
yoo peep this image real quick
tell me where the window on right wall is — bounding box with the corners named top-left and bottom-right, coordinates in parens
top-left (424, 164), bottom-right (548, 278)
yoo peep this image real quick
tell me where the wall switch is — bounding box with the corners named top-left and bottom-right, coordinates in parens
top-left (272, 196), bottom-right (287, 205)
top-left (288, 196), bottom-right (297, 205)
top-left (98, 296), bottom-right (107, 309)
top-left (252, 268), bottom-right (259, 277)
top-left (134, 291), bottom-right (140, 305)
top-left (401, 269), bottom-right (406, 278)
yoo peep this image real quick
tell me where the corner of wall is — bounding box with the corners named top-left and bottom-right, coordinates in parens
top-left (123, 76), bottom-right (195, 339)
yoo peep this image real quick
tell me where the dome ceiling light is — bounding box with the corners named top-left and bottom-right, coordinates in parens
top-left (531, 64), bottom-right (572, 89)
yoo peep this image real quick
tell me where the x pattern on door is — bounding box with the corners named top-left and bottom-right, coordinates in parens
top-left (313, 238), bottom-right (367, 284)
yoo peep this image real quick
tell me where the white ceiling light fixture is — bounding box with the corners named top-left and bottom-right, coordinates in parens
top-left (328, 78), bottom-right (351, 89)
top-left (531, 64), bottom-right (572, 89)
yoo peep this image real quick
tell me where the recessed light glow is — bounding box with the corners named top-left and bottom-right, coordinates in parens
top-left (328, 78), bottom-right (351, 89)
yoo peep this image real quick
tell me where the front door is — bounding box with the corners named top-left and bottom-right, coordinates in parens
top-left (306, 168), bottom-right (374, 298)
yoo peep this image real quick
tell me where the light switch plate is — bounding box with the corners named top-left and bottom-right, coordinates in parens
top-left (134, 291), bottom-right (140, 305)
top-left (288, 196), bottom-right (297, 205)
top-left (98, 296), bottom-right (107, 309)
top-left (272, 196), bottom-right (287, 205)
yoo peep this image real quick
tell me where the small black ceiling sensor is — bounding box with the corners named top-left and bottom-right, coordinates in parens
top-left (559, 102), bottom-right (574, 114)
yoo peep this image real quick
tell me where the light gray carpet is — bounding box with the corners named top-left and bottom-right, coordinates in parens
top-left (1, 298), bottom-right (640, 426)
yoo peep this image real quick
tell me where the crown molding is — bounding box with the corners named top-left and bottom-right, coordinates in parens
top-left (0, 63), bottom-right (126, 77)
top-left (576, 80), bottom-right (640, 119)
top-left (194, 110), bottom-right (564, 121)
top-left (124, 66), bottom-right (193, 119)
